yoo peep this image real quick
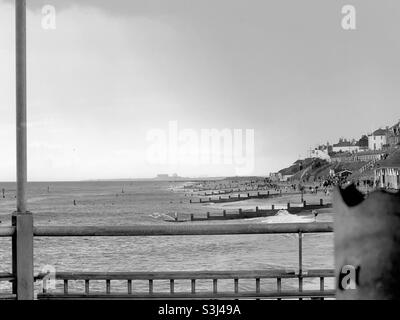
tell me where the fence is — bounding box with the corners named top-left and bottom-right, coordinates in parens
top-left (0, 222), bottom-right (334, 300)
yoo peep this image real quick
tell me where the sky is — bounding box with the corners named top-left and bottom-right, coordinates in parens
top-left (1, 0), bottom-right (400, 181)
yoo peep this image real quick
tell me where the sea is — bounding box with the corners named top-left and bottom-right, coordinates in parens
top-left (0, 181), bottom-right (334, 295)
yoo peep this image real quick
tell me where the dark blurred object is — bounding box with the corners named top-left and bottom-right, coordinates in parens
top-left (334, 184), bottom-right (400, 299)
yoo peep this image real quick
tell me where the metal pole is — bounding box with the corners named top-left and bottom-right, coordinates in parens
top-left (12, 0), bottom-right (34, 300)
top-left (16, 0), bottom-right (27, 213)
top-left (298, 232), bottom-right (303, 294)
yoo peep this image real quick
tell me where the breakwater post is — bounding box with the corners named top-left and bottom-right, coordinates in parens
top-left (2, 188), bottom-right (4, 198)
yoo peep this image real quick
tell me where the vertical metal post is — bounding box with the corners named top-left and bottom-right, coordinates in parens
top-left (234, 278), bottom-right (239, 294)
top-left (170, 279), bottom-right (174, 294)
top-left (277, 277), bottom-right (282, 300)
top-left (64, 280), bottom-right (69, 294)
top-left (16, 0), bottom-right (27, 213)
top-left (127, 280), bottom-right (132, 294)
top-left (12, 0), bottom-right (34, 301)
top-left (191, 279), bottom-right (196, 294)
top-left (213, 279), bottom-right (218, 294)
top-left (298, 232), bottom-right (303, 294)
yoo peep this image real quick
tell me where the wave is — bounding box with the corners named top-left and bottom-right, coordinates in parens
top-left (260, 210), bottom-right (314, 224)
top-left (148, 212), bottom-right (175, 221)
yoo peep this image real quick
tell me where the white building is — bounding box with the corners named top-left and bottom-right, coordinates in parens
top-left (269, 172), bottom-right (282, 182)
top-left (332, 140), bottom-right (360, 153)
top-left (281, 174), bottom-right (293, 182)
top-left (368, 129), bottom-right (387, 151)
top-left (310, 149), bottom-right (331, 162)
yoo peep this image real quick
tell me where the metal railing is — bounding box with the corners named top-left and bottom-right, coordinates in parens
top-left (0, 222), bottom-right (334, 300)
top-left (0, 273), bottom-right (16, 300)
top-left (36, 269), bottom-right (335, 300)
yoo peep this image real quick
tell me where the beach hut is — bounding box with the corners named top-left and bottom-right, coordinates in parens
top-left (335, 170), bottom-right (352, 179)
top-left (374, 149), bottom-right (400, 190)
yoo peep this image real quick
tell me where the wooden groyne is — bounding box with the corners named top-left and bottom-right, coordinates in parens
top-left (169, 199), bottom-right (331, 222)
top-left (200, 187), bottom-right (266, 196)
top-left (190, 190), bottom-right (299, 204)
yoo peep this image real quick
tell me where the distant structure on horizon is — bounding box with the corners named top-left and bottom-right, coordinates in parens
top-left (156, 174), bottom-right (169, 179)
top-left (155, 173), bottom-right (184, 180)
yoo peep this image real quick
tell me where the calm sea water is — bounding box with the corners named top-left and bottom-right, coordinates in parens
top-left (0, 181), bottom-right (334, 295)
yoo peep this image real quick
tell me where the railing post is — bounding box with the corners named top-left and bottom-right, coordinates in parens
top-left (191, 279), bottom-right (196, 294)
top-left (64, 280), bottom-right (69, 294)
top-left (298, 231), bottom-right (303, 294)
top-left (277, 277), bottom-right (282, 300)
top-left (234, 278), bottom-right (239, 294)
top-left (106, 279), bottom-right (111, 294)
top-left (12, 212), bottom-right (34, 300)
top-left (127, 280), bottom-right (132, 294)
top-left (12, 0), bottom-right (33, 301)
top-left (170, 279), bottom-right (174, 294)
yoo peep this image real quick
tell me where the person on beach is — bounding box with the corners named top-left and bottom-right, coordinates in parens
top-left (312, 210), bottom-right (318, 222)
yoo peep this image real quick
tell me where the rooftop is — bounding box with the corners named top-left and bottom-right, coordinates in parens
top-left (371, 128), bottom-right (387, 136)
top-left (333, 141), bottom-right (356, 147)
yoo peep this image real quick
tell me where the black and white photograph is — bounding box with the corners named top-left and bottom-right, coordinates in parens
top-left (1, 0), bottom-right (400, 310)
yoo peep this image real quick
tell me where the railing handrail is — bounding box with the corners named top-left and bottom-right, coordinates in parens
top-left (0, 273), bottom-right (14, 281)
top-left (27, 222), bottom-right (333, 237)
top-left (34, 269), bottom-right (334, 281)
top-left (0, 222), bottom-right (333, 237)
top-left (0, 227), bottom-right (15, 237)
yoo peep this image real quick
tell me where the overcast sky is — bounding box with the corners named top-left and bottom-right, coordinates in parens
top-left (1, 0), bottom-right (400, 181)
